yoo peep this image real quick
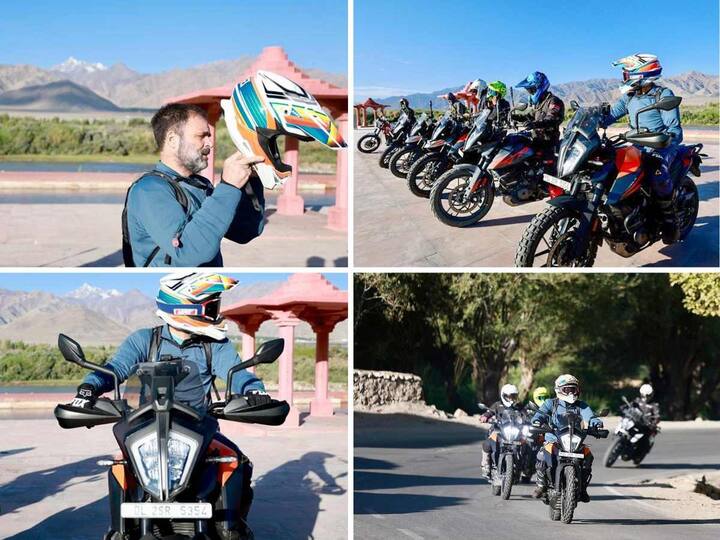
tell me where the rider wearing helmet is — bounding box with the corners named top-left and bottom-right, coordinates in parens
top-left (468, 78), bottom-right (489, 113)
top-left (530, 374), bottom-right (603, 502)
top-left (600, 53), bottom-right (684, 242)
top-left (485, 81), bottom-right (511, 126)
top-left (70, 272), bottom-right (267, 534)
top-left (480, 383), bottom-right (525, 478)
top-left (512, 71), bottom-right (565, 162)
top-left (626, 383), bottom-right (661, 424)
top-left (399, 97), bottom-right (416, 124)
top-left (532, 386), bottom-right (551, 408)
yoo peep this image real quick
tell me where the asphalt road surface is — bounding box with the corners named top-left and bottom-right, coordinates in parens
top-left (353, 130), bottom-right (720, 267)
top-left (354, 413), bottom-right (720, 540)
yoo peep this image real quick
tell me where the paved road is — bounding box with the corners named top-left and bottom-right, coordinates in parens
top-left (354, 130), bottom-right (720, 267)
top-left (354, 413), bottom-right (720, 540)
top-left (0, 413), bottom-right (348, 539)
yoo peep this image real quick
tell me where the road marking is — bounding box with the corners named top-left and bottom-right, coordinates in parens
top-left (397, 528), bottom-right (424, 539)
top-left (364, 507), bottom-right (385, 520)
top-left (602, 485), bottom-right (660, 512)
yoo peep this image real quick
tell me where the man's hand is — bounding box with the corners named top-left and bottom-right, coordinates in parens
top-left (221, 152), bottom-right (265, 190)
top-left (71, 383), bottom-right (97, 409)
top-left (244, 390), bottom-right (272, 407)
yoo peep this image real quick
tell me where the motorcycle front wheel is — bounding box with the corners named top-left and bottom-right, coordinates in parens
top-left (500, 454), bottom-right (514, 500)
top-left (603, 438), bottom-right (623, 468)
top-left (357, 133), bottom-right (380, 153)
top-left (676, 176), bottom-right (700, 240)
top-left (515, 205), bottom-right (598, 267)
top-left (389, 147), bottom-right (421, 178)
top-left (406, 153), bottom-right (449, 198)
top-left (429, 165), bottom-right (495, 227)
top-left (379, 144), bottom-right (400, 168)
top-left (560, 467), bottom-right (577, 524)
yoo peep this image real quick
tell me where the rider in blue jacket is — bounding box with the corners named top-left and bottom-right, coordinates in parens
top-left (531, 374), bottom-right (603, 503)
top-left (600, 53), bottom-right (684, 242)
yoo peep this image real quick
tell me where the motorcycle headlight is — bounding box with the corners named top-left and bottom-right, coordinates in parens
top-left (502, 426), bottom-right (520, 441)
top-left (621, 418), bottom-right (635, 429)
top-left (559, 434), bottom-right (582, 452)
top-left (559, 141), bottom-right (587, 178)
top-left (129, 429), bottom-right (200, 499)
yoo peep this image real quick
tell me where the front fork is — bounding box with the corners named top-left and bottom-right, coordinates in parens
top-left (568, 181), bottom-right (605, 258)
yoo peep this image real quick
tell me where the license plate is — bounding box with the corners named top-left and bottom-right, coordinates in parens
top-left (121, 502), bottom-right (212, 519)
top-left (543, 174), bottom-right (572, 191)
top-left (558, 451), bottom-right (584, 459)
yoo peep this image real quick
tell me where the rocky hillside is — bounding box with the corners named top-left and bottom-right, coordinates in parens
top-left (0, 80), bottom-right (121, 112)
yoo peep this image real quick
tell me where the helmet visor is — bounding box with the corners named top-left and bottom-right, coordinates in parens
top-left (558, 384), bottom-right (579, 397)
top-left (503, 392), bottom-right (519, 403)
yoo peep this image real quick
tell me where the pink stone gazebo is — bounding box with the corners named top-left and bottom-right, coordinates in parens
top-left (222, 273), bottom-right (348, 427)
top-left (167, 46), bottom-right (348, 231)
top-left (353, 98), bottom-right (388, 127)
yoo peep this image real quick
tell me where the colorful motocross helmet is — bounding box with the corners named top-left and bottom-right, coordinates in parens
top-left (612, 53), bottom-right (662, 94)
top-left (532, 386), bottom-right (550, 407)
top-left (221, 70), bottom-right (346, 190)
top-left (487, 80), bottom-right (507, 99)
top-left (516, 71), bottom-right (550, 105)
top-left (156, 272), bottom-right (238, 340)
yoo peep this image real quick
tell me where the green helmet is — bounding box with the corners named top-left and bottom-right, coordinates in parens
top-left (532, 386), bottom-right (550, 407)
top-left (487, 81), bottom-right (507, 98)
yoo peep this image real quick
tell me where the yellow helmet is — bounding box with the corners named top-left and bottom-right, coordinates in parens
top-left (533, 386), bottom-right (550, 407)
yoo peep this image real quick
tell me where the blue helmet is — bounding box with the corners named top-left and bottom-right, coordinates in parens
top-left (516, 71), bottom-right (550, 105)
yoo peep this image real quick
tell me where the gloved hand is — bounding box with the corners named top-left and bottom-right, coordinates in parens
top-left (244, 390), bottom-right (272, 407)
top-left (590, 418), bottom-right (604, 429)
top-left (532, 420), bottom-right (542, 427)
top-left (71, 383), bottom-right (97, 409)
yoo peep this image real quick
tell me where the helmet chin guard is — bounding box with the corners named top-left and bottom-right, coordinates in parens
top-left (221, 70), bottom-right (346, 190)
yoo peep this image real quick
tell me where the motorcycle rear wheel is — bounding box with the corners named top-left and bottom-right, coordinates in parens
top-left (491, 469), bottom-right (501, 496)
top-left (560, 467), bottom-right (577, 524)
top-left (500, 454), bottom-right (514, 500)
top-left (676, 176), bottom-right (699, 240)
top-left (604, 439), bottom-right (622, 468)
top-left (515, 205), bottom-right (598, 267)
top-left (406, 153), bottom-right (448, 198)
top-left (389, 147), bottom-right (420, 178)
top-left (429, 165), bottom-right (495, 227)
top-left (357, 134), bottom-right (380, 153)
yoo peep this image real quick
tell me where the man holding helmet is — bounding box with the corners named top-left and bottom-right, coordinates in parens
top-left (531, 374), bottom-right (603, 502)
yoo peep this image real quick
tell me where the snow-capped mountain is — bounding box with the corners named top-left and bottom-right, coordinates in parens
top-left (65, 283), bottom-right (122, 300)
top-left (52, 56), bottom-right (108, 74)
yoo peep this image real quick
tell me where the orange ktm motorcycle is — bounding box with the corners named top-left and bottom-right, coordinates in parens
top-left (54, 334), bottom-right (289, 540)
top-left (515, 96), bottom-right (704, 267)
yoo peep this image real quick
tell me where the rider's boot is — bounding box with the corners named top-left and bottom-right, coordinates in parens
top-left (658, 195), bottom-right (680, 244)
top-left (579, 470), bottom-right (592, 503)
top-left (532, 461), bottom-right (547, 498)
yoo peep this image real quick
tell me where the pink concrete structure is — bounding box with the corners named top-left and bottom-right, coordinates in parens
top-left (353, 98), bottom-right (388, 127)
top-left (222, 273), bottom-right (348, 427)
top-left (167, 46), bottom-right (348, 231)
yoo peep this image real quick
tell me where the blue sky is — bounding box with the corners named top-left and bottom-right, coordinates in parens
top-left (355, 0), bottom-right (719, 99)
top-left (0, 0), bottom-right (347, 74)
top-left (0, 272), bottom-right (348, 297)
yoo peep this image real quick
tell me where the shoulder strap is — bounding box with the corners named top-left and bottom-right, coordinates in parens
top-left (147, 326), bottom-right (163, 363)
top-left (122, 170), bottom-right (191, 268)
top-left (203, 341), bottom-right (222, 403)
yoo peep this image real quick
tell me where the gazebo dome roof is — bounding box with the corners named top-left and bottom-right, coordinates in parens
top-left (355, 98), bottom-right (387, 109)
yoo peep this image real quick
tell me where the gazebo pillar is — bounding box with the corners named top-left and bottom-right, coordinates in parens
top-left (327, 113), bottom-right (348, 231)
top-left (268, 309), bottom-right (301, 427)
top-left (237, 317), bottom-right (264, 374)
top-left (277, 137), bottom-right (304, 216)
top-left (309, 321), bottom-right (336, 416)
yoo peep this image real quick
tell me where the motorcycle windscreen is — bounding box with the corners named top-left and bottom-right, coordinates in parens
top-left (463, 109), bottom-right (491, 151)
top-left (430, 116), bottom-right (452, 141)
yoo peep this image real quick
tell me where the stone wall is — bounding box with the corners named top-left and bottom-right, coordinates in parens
top-left (354, 369), bottom-right (423, 408)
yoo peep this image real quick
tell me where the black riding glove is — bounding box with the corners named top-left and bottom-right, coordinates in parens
top-left (71, 383), bottom-right (97, 409)
top-left (244, 390), bottom-right (272, 407)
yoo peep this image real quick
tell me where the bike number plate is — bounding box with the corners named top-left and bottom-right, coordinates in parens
top-left (120, 502), bottom-right (212, 519)
top-left (543, 174), bottom-right (572, 192)
top-left (558, 451), bottom-right (584, 459)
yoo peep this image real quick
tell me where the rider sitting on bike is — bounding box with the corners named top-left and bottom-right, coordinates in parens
top-left (447, 92), bottom-right (468, 121)
top-left (599, 53), bottom-right (683, 243)
top-left (480, 384), bottom-right (526, 478)
top-left (399, 97), bottom-right (416, 125)
top-left (468, 78), bottom-right (489, 114)
top-left (624, 383), bottom-right (661, 425)
top-left (531, 374), bottom-right (603, 503)
top-left (512, 71), bottom-right (565, 166)
top-left (485, 81), bottom-right (511, 127)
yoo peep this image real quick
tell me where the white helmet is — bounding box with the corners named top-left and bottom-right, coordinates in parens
top-left (500, 383), bottom-right (519, 407)
top-left (468, 78), bottom-right (488, 94)
top-left (639, 383), bottom-right (654, 401)
top-left (156, 272), bottom-right (238, 340)
top-left (221, 70), bottom-right (346, 190)
top-left (554, 374), bottom-right (580, 404)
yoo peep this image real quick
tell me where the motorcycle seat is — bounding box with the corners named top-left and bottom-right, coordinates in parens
top-left (623, 130), bottom-right (671, 149)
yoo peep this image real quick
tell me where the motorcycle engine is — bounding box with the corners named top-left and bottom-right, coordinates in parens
top-left (499, 165), bottom-right (544, 206)
top-left (600, 202), bottom-right (652, 257)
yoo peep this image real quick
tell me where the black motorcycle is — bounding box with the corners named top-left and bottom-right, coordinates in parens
top-left (480, 404), bottom-right (534, 500)
top-left (429, 106), bottom-right (558, 227)
top-left (515, 96), bottom-right (704, 267)
top-left (388, 112), bottom-right (436, 178)
top-left (357, 116), bottom-right (392, 153)
top-left (531, 407), bottom-right (608, 524)
top-left (405, 110), bottom-right (469, 198)
top-left (604, 397), bottom-right (659, 467)
top-left (54, 334), bottom-right (290, 540)
top-left (378, 112), bottom-right (414, 168)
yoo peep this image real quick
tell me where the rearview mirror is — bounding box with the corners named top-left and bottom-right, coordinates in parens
top-left (655, 95), bottom-right (682, 111)
top-left (58, 333), bottom-right (86, 365)
top-left (570, 100), bottom-right (580, 111)
top-left (225, 339), bottom-right (285, 401)
top-left (477, 402), bottom-right (489, 413)
top-left (526, 401), bottom-right (539, 411)
top-left (597, 408), bottom-right (609, 417)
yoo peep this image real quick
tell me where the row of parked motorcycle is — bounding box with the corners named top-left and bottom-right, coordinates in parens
top-left (357, 97), bottom-right (705, 267)
top-left (479, 396), bottom-right (660, 524)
